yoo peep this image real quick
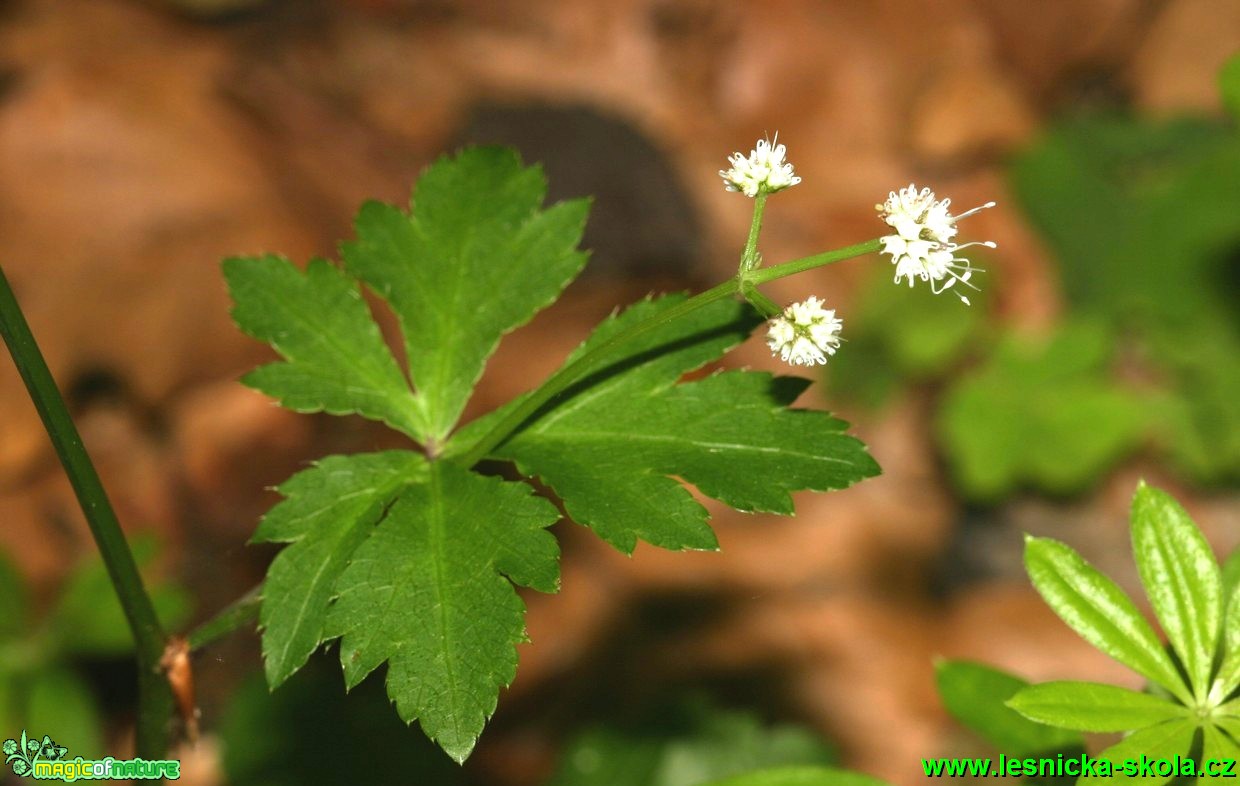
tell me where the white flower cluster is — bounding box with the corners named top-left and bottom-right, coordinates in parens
top-left (720, 136), bottom-right (802, 197)
top-left (878, 184), bottom-right (995, 305)
top-left (766, 296), bottom-right (842, 367)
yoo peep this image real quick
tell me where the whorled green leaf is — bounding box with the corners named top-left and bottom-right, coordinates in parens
top-left (934, 660), bottom-right (1081, 755)
top-left (456, 295), bottom-right (878, 553)
top-left (699, 766), bottom-right (891, 786)
top-left (253, 451), bottom-right (427, 687)
top-left (1006, 681), bottom-right (1188, 732)
top-left (1223, 547), bottom-right (1240, 597)
top-left (1078, 719), bottom-right (1196, 785)
top-left (1130, 482), bottom-right (1222, 700)
top-left (1024, 536), bottom-right (1190, 704)
top-left (224, 255), bottom-right (422, 439)
top-left (324, 462), bottom-right (560, 762)
top-left (1201, 724), bottom-right (1240, 782)
top-left (1215, 580), bottom-right (1240, 697)
top-left (342, 147), bottom-right (589, 442)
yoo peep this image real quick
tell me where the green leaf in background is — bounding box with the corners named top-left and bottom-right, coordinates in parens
top-left (323, 462), bottom-right (560, 762)
top-left (468, 295), bottom-right (878, 553)
top-left (0, 554), bottom-right (25, 641)
top-left (252, 451), bottom-right (427, 688)
top-left (49, 537), bottom-right (191, 656)
top-left (546, 703), bottom-right (837, 786)
top-left (827, 267), bottom-right (985, 408)
top-left (1012, 112), bottom-right (1240, 485)
top-left (936, 322), bottom-right (1145, 500)
top-left (343, 147), bottom-right (589, 442)
top-left (1012, 115), bottom-right (1240, 329)
top-left (1023, 536), bottom-right (1190, 704)
top-left (224, 255), bottom-right (423, 439)
top-left (699, 767), bottom-right (891, 786)
top-left (1006, 681), bottom-right (1188, 732)
top-left (934, 660), bottom-right (1081, 756)
top-left (0, 558), bottom-right (23, 732)
top-left (1079, 719), bottom-right (1196, 785)
top-left (1130, 482), bottom-right (1221, 700)
top-left (0, 670), bottom-right (15, 742)
top-left (1146, 324), bottom-right (1240, 486)
top-left (220, 658), bottom-right (463, 786)
top-left (1220, 53), bottom-right (1240, 120)
top-left (24, 668), bottom-right (103, 759)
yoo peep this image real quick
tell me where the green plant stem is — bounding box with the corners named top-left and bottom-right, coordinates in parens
top-left (186, 583), bottom-right (262, 651)
top-left (0, 264), bottom-right (172, 758)
top-left (454, 236), bottom-right (884, 467)
top-left (740, 283), bottom-right (782, 318)
top-left (740, 191), bottom-right (768, 272)
top-left (745, 238), bottom-right (883, 284)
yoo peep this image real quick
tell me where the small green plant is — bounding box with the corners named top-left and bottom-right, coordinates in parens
top-left (546, 699), bottom-right (838, 786)
top-left (936, 321), bottom-right (1146, 501)
top-left (218, 138), bottom-right (1003, 761)
top-left (0, 130), bottom-right (986, 774)
top-left (1007, 483), bottom-right (1240, 780)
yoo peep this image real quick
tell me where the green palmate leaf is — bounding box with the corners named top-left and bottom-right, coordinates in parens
top-left (1079, 719), bottom-right (1196, 785)
top-left (459, 295), bottom-right (878, 553)
top-left (253, 452), bottom-right (427, 687)
top-left (1024, 537), bottom-right (1190, 704)
top-left (1006, 681), bottom-right (1188, 732)
top-left (224, 256), bottom-right (422, 439)
top-left (1130, 482), bottom-right (1222, 700)
top-left (936, 322), bottom-right (1144, 501)
top-left (323, 462), bottom-right (560, 762)
top-left (935, 660), bottom-right (1081, 755)
top-left (700, 766), bottom-right (891, 786)
top-left (1201, 724), bottom-right (1240, 782)
top-left (343, 147), bottom-right (589, 442)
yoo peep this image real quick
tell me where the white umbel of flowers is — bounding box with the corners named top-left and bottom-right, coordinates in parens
top-left (766, 296), bottom-right (842, 366)
top-left (878, 184), bottom-right (995, 305)
top-left (720, 136), bottom-right (802, 197)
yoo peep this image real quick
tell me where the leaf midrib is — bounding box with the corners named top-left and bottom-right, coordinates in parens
top-left (512, 430), bottom-right (858, 467)
top-left (427, 464), bottom-right (465, 747)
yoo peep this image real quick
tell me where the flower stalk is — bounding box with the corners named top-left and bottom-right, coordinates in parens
top-left (0, 263), bottom-right (173, 759)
